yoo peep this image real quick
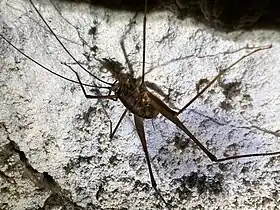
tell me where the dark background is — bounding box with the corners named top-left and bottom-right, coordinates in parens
top-left (57, 0), bottom-right (280, 30)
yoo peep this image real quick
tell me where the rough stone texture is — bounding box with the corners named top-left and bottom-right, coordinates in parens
top-left (1, 0), bottom-right (280, 209)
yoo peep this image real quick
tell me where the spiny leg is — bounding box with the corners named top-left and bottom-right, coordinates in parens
top-left (134, 115), bottom-right (171, 208)
top-left (177, 44), bottom-right (272, 115)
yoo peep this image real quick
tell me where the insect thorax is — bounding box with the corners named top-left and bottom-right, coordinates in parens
top-left (115, 74), bottom-right (159, 119)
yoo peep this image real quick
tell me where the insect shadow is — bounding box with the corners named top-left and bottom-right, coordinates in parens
top-left (1, 0), bottom-right (280, 208)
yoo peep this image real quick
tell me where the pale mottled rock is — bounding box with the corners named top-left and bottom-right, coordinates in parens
top-left (1, 0), bottom-right (280, 209)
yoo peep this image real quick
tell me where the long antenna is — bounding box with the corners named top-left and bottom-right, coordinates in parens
top-left (141, 0), bottom-right (148, 85)
top-left (29, 0), bottom-right (112, 86)
top-left (0, 34), bottom-right (109, 89)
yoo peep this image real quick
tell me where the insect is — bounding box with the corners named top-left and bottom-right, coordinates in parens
top-left (1, 0), bottom-right (280, 208)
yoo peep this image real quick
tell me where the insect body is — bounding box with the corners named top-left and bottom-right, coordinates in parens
top-left (67, 42), bottom-right (278, 207)
top-left (114, 72), bottom-right (159, 119)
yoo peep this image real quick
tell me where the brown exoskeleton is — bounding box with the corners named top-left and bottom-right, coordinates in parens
top-left (1, 0), bottom-right (280, 208)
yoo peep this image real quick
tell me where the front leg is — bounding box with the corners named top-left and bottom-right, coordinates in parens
top-left (63, 63), bottom-right (117, 100)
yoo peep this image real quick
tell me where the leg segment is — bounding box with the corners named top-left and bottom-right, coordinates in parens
top-left (63, 63), bottom-right (117, 100)
top-left (134, 115), bottom-right (170, 207)
top-left (177, 45), bottom-right (272, 115)
top-left (110, 109), bottom-right (128, 139)
top-left (148, 91), bottom-right (280, 162)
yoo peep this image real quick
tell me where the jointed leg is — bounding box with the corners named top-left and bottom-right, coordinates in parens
top-left (148, 90), bottom-right (280, 162)
top-left (177, 44), bottom-right (272, 115)
top-left (110, 109), bottom-right (128, 139)
top-left (171, 116), bottom-right (280, 162)
top-left (134, 115), bottom-right (170, 208)
top-left (63, 63), bottom-right (117, 100)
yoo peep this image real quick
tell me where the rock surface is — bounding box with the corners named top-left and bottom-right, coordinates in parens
top-left (1, 0), bottom-right (280, 209)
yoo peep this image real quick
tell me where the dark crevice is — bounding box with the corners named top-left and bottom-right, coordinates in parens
top-left (53, 0), bottom-right (280, 30)
top-left (1, 123), bottom-right (85, 210)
